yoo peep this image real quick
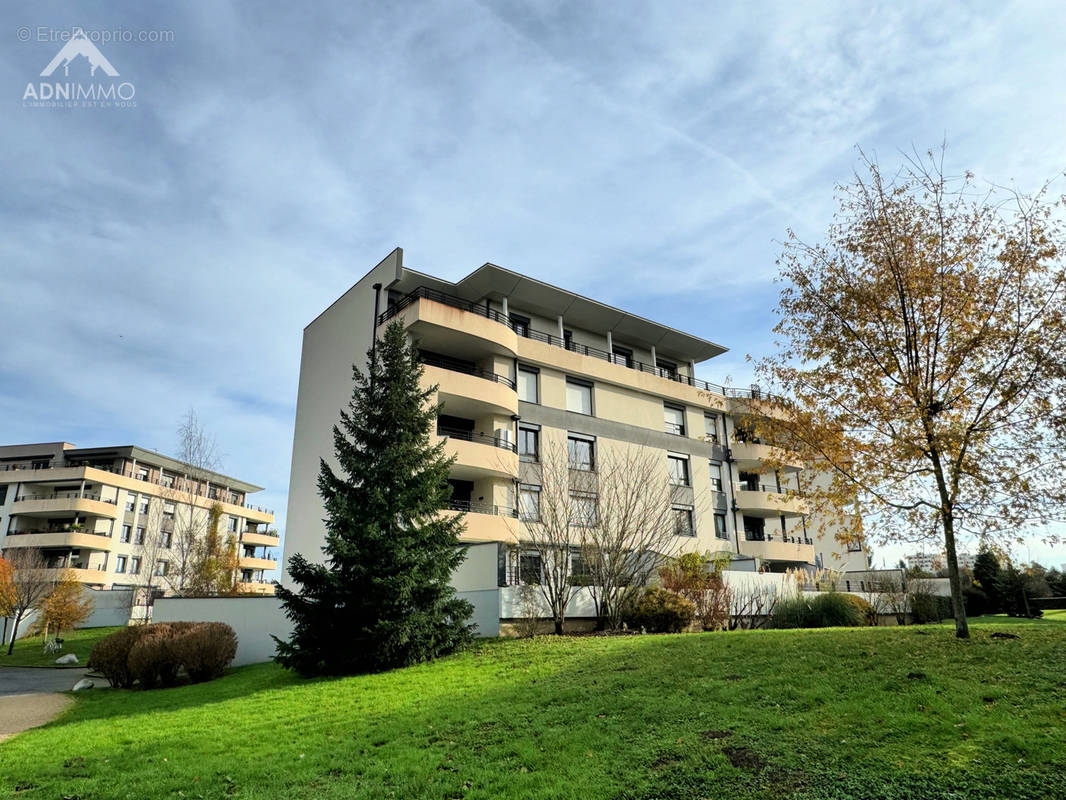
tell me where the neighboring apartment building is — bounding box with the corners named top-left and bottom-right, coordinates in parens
top-left (284, 249), bottom-right (868, 599)
top-left (0, 442), bottom-right (277, 595)
top-left (905, 552), bottom-right (942, 573)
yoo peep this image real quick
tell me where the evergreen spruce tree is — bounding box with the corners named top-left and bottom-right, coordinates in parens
top-left (274, 321), bottom-right (473, 675)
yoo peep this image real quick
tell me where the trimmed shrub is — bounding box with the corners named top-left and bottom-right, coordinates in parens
top-left (910, 592), bottom-right (953, 623)
top-left (772, 592), bottom-right (865, 629)
top-left (128, 624), bottom-right (181, 689)
top-left (87, 621), bottom-right (238, 689)
top-left (623, 587), bottom-right (695, 633)
top-left (963, 586), bottom-right (990, 617)
top-left (88, 626), bottom-right (143, 688)
top-left (172, 622), bottom-right (238, 682)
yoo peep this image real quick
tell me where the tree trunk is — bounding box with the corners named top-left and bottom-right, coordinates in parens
top-left (6, 612), bottom-right (22, 655)
top-left (554, 615), bottom-right (564, 635)
top-left (942, 515), bottom-right (969, 639)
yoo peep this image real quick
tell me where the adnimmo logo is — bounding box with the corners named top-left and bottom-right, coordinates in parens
top-left (23, 28), bottom-right (136, 108)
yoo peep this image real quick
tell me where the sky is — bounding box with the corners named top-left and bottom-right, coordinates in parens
top-left (2, 1), bottom-right (1065, 573)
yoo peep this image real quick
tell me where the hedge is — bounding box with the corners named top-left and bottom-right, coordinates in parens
top-left (88, 621), bottom-right (238, 689)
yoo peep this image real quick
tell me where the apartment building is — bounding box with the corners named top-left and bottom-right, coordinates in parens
top-left (0, 442), bottom-right (277, 595)
top-left (284, 248), bottom-right (868, 598)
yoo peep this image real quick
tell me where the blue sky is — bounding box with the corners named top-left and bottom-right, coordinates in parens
top-left (3, 1), bottom-right (1064, 570)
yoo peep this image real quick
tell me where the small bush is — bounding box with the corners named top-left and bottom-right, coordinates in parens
top-left (623, 587), bottom-right (695, 633)
top-left (840, 594), bottom-right (877, 626)
top-left (87, 621), bottom-right (238, 689)
top-left (963, 586), bottom-right (990, 617)
top-left (772, 592), bottom-right (864, 629)
top-left (172, 622), bottom-right (238, 682)
top-left (910, 592), bottom-right (953, 623)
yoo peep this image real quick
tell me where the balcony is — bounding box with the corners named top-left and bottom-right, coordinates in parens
top-left (3, 530), bottom-right (113, 550)
top-left (422, 362), bottom-right (517, 418)
top-left (41, 566), bottom-right (109, 584)
top-left (380, 289), bottom-right (518, 356)
top-left (236, 581), bottom-right (276, 595)
top-left (238, 555), bottom-right (277, 571)
top-left (380, 287), bottom-right (777, 407)
top-left (439, 429), bottom-right (519, 481)
top-left (441, 505), bottom-right (520, 544)
top-left (241, 529), bottom-right (280, 547)
top-left (732, 483), bottom-right (809, 517)
top-left (12, 491), bottom-right (120, 519)
top-left (740, 536), bottom-right (815, 564)
top-left (729, 440), bottom-right (802, 471)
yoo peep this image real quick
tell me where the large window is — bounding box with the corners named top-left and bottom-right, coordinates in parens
top-left (115, 555), bottom-right (127, 573)
top-left (664, 403), bottom-right (686, 436)
top-left (120, 524), bottom-right (132, 543)
top-left (129, 557), bottom-right (142, 575)
top-left (610, 344), bottom-right (633, 367)
top-left (519, 484), bottom-right (541, 521)
top-left (519, 550), bottom-right (542, 584)
top-left (656, 358), bottom-right (677, 380)
top-left (518, 425), bottom-right (540, 462)
top-left (517, 365), bottom-right (539, 403)
top-left (714, 513), bottom-right (728, 540)
top-left (134, 526), bottom-right (146, 545)
top-left (510, 313), bottom-right (531, 338)
top-left (667, 454), bottom-right (690, 486)
top-left (709, 462), bottom-right (723, 492)
top-left (568, 434), bottom-right (595, 471)
top-left (154, 560), bottom-right (169, 577)
top-left (743, 516), bottom-right (766, 541)
top-left (673, 505), bottom-right (695, 537)
top-left (566, 378), bottom-right (593, 415)
top-left (125, 494), bottom-right (136, 512)
top-left (569, 491), bottom-right (598, 526)
top-left (160, 530), bottom-right (172, 548)
top-left (704, 413), bottom-right (720, 443)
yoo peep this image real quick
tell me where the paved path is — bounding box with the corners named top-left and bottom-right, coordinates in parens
top-left (0, 668), bottom-right (92, 743)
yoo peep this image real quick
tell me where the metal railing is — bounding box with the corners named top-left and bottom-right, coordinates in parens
top-left (436, 427), bottom-right (518, 454)
top-left (419, 353), bottom-right (516, 390)
top-left (734, 482), bottom-right (805, 496)
top-left (446, 499), bottom-right (518, 517)
top-left (8, 528), bottom-right (111, 537)
top-left (380, 286), bottom-right (778, 401)
top-left (14, 491), bottom-right (117, 504)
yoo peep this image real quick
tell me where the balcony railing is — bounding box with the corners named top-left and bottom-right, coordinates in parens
top-left (446, 499), bottom-right (519, 517)
top-left (380, 286), bottom-right (776, 401)
top-left (7, 528), bottom-right (111, 537)
top-left (14, 491), bottom-right (117, 504)
top-left (419, 353), bottom-right (516, 390)
top-left (734, 482), bottom-right (804, 496)
top-left (437, 427), bottom-right (518, 454)
top-left (744, 533), bottom-right (813, 545)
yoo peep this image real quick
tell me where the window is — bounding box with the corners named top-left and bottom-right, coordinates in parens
top-left (571, 550), bottom-right (593, 584)
top-left (714, 513), bottom-right (728, 540)
top-left (570, 491), bottom-right (598, 526)
top-left (125, 494), bottom-right (136, 512)
top-left (610, 344), bottom-right (633, 367)
top-left (566, 378), bottom-right (593, 415)
top-left (137, 467), bottom-right (149, 481)
top-left (0, 486), bottom-right (7, 504)
top-left (163, 505), bottom-right (175, 521)
top-left (567, 434), bottom-right (595, 471)
top-left (709, 462), bottom-right (723, 492)
top-left (664, 403), bottom-right (686, 436)
top-left (656, 358), bottom-right (677, 380)
top-left (667, 454), bottom-right (690, 486)
top-left (510, 313), bottom-right (530, 337)
top-left (154, 560), bottom-right (168, 577)
top-left (230, 492), bottom-right (241, 504)
top-left (160, 530), bottom-right (172, 548)
top-left (563, 329), bottom-right (574, 350)
top-left (134, 526), bottom-right (146, 545)
top-left (517, 365), bottom-right (539, 403)
top-left (743, 516), bottom-right (766, 541)
top-left (228, 516), bottom-right (237, 532)
top-left (704, 414), bottom-right (720, 443)
top-left (241, 569), bottom-right (254, 582)
top-left (160, 473), bottom-right (174, 488)
top-left (673, 505), bottom-right (695, 537)
top-left (518, 425), bottom-right (540, 462)
top-left (519, 551), bottom-right (542, 584)
top-left (129, 557), bottom-right (142, 575)
top-left (139, 500), bottom-right (149, 515)
top-left (120, 524), bottom-right (132, 543)
top-left (519, 484), bottom-right (541, 521)
top-left (243, 546), bottom-right (256, 558)
top-left (847, 538), bottom-right (864, 552)
top-left (115, 555), bottom-right (127, 573)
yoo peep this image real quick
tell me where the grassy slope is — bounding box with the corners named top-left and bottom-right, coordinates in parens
top-left (1, 621), bottom-right (1065, 800)
top-left (0, 627), bottom-right (123, 668)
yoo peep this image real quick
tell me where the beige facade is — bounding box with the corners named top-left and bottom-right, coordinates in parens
top-left (284, 249), bottom-right (868, 594)
top-left (0, 442), bottom-right (277, 595)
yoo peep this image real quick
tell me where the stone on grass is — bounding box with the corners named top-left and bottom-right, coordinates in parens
top-left (55, 653), bottom-right (78, 665)
top-left (72, 679), bottom-right (94, 691)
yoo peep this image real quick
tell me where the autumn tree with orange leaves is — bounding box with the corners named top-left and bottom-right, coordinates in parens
top-left (755, 149), bottom-right (1066, 639)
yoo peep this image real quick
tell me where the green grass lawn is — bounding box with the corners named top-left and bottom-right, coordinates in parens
top-left (0, 626), bottom-right (123, 668)
top-left (2, 621), bottom-right (1065, 799)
